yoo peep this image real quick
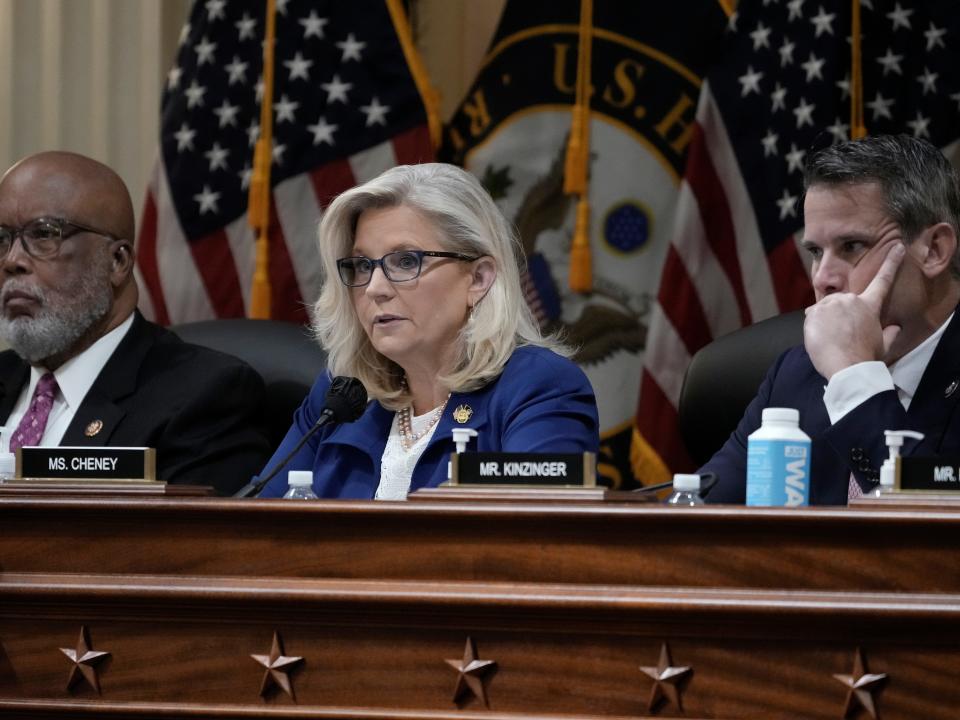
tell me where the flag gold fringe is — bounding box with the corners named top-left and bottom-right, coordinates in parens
top-left (850, 0), bottom-right (866, 139)
top-left (630, 426), bottom-right (673, 490)
top-left (248, 0), bottom-right (277, 319)
top-left (564, 0), bottom-right (593, 293)
top-left (385, 0), bottom-right (442, 149)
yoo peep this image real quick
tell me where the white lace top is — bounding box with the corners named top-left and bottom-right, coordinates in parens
top-left (375, 406), bottom-right (443, 500)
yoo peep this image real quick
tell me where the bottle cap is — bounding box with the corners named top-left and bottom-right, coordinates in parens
top-left (287, 470), bottom-right (313, 487)
top-left (877, 430), bottom-right (925, 492)
top-left (761, 407), bottom-right (799, 424)
top-left (672, 473), bottom-right (701, 491)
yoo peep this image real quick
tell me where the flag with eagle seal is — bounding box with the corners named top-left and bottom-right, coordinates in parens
top-left (441, 0), bottom-right (728, 487)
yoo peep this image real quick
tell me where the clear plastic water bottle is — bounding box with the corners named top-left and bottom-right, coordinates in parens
top-left (666, 473), bottom-right (705, 505)
top-left (0, 427), bottom-right (14, 483)
top-left (0, 453), bottom-right (14, 483)
top-left (282, 470), bottom-right (318, 499)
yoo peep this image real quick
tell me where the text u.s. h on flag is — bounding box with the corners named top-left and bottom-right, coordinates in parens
top-left (137, 0), bottom-right (434, 325)
top-left (635, 0), bottom-right (960, 480)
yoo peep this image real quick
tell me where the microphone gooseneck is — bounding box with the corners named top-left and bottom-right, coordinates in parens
top-left (233, 376), bottom-right (368, 498)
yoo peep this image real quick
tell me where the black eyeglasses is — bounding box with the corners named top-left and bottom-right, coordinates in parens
top-left (336, 250), bottom-right (480, 287)
top-left (0, 217), bottom-right (120, 260)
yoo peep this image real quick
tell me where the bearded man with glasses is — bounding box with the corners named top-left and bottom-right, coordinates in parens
top-left (0, 151), bottom-right (270, 494)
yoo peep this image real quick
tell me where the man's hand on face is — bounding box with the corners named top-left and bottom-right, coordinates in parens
top-left (804, 242), bottom-right (906, 379)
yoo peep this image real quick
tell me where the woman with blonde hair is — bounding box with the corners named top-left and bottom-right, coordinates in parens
top-left (257, 163), bottom-right (598, 499)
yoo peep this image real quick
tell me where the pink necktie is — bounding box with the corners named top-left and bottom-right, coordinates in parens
top-left (10, 373), bottom-right (58, 452)
top-left (848, 473), bottom-right (864, 502)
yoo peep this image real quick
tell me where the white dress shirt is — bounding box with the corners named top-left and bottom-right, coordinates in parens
top-left (1, 313), bottom-right (135, 452)
top-left (823, 313), bottom-right (953, 422)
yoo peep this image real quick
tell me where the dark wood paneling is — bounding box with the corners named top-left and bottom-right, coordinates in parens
top-left (1, 497), bottom-right (958, 718)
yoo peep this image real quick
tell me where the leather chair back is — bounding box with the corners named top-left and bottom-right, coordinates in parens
top-left (172, 319), bottom-right (328, 446)
top-left (678, 310), bottom-right (805, 466)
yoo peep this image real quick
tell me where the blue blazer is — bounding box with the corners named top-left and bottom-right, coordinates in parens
top-left (702, 309), bottom-right (960, 505)
top-left (257, 346), bottom-right (600, 498)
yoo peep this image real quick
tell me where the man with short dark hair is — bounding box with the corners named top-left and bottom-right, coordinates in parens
top-left (0, 151), bottom-right (270, 494)
top-left (704, 135), bottom-right (960, 504)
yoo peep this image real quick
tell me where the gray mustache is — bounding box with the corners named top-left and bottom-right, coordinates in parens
top-left (0, 279), bottom-right (45, 305)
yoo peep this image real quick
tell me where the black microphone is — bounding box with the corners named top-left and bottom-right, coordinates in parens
top-left (233, 376), bottom-right (367, 498)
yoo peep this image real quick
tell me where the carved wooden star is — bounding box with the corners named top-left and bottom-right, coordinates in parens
top-left (833, 647), bottom-right (887, 719)
top-left (639, 642), bottom-right (693, 714)
top-left (60, 626), bottom-right (110, 694)
top-left (445, 637), bottom-right (497, 707)
top-left (251, 631), bottom-right (304, 700)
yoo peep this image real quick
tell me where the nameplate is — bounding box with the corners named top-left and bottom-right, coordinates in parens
top-left (16, 446), bottom-right (157, 481)
top-left (896, 456), bottom-right (960, 493)
top-left (449, 452), bottom-right (596, 487)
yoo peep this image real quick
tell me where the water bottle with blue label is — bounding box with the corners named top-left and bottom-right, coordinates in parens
top-left (746, 408), bottom-right (811, 506)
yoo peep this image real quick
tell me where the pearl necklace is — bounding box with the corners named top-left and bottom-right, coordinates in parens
top-left (397, 395), bottom-right (450, 451)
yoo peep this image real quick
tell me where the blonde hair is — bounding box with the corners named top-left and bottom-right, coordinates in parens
top-left (311, 163), bottom-right (567, 409)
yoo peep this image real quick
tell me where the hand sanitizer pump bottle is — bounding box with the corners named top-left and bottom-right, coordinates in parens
top-left (874, 430), bottom-right (925, 497)
top-left (448, 428), bottom-right (478, 481)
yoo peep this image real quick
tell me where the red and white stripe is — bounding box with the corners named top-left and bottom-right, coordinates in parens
top-left (136, 125), bottom-right (433, 325)
top-left (635, 82), bottom-right (813, 476)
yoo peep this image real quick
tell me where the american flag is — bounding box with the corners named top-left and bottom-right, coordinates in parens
top-left (441, 0), bottom-right (727, 489)
top-left (137, 0), bottom-right (434, 325)
top-left (635, 0), bottom-right (960, 478)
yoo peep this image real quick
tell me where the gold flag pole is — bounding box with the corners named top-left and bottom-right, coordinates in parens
top-left (563, 0), bottom-right (593, 293)
top-left (850, 0), bottom-right (866, 139)
top-left (385, 0), bottom-right (442, 149)
top-left (248, 0), bottom-right (277, 319)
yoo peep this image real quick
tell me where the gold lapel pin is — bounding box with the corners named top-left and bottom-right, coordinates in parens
top-left (84, 420), bottom-right (103, 438)
top-left (452, 404), bottom-right (473, 424)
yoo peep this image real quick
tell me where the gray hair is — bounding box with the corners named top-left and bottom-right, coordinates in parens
top-left (803, 134), bottom-right (960, 275)
top-left (311, 162), bottom-right (567, 407)
top-left (0, 243), bottom-right (113, 364)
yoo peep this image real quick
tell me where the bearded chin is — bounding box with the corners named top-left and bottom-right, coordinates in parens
top-left (0, 281), bottom-right (113, 366)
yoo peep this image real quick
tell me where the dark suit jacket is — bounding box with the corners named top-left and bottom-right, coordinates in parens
top-left (0, 311), bottom-right (271, 495)
top-left (702, 309), bottom-right (960, 505)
